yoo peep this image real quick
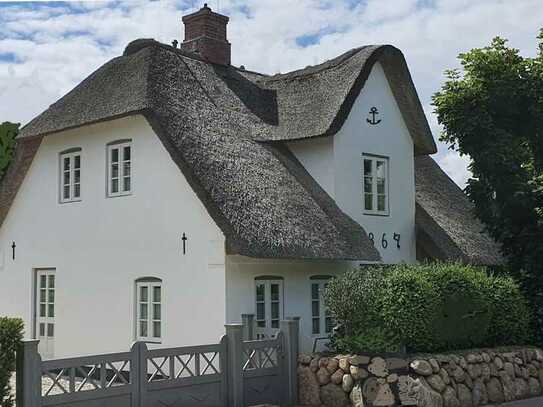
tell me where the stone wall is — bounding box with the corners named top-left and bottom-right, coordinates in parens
top-left (297, 347), bottom-right (543, 406)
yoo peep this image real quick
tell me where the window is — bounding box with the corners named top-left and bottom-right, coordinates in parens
top-left (310, 277), bottom-right (333, 336)
top-left (107, 141), bottom-right (132, 197)
top-left (36, 269), bottom-right (55, 358)
top-left (136, 278), bottom-right (162, 342)
top-left (255, 278), bottom-right (283, 332)
top-left (362, 155), bottom-right (389, 215)
top-left (59, 150), bottom-right (81, 203)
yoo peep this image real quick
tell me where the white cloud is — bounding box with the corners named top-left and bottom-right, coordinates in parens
top-left (0, 0), bottom-right (541, 187)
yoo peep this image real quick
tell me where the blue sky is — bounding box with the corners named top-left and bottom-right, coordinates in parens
top-left (0, 0), bottom-right (542, 186)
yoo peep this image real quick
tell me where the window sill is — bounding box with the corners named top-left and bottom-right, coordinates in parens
top-left (363, 211), bottom-right (390, 217)
top-left (59, 199), bottom-right (82, 205)
top-left (107, 192), bottom-right (133, 199)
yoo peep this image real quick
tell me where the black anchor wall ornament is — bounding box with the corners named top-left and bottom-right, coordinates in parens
top-left (367, 107), bottom-right (382, 125)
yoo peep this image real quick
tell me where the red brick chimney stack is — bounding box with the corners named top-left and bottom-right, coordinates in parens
top-left (180, 3), bottom-right (231, 66)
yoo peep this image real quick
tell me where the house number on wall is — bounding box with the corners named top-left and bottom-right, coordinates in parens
top-left (366, 107), bottom-right (382, 125)
top-left (368, 233), bottom-right (401, 249)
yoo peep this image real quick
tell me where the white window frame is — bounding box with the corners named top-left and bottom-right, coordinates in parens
top-left (36, 269), bottom-right (56, 359)
top-left (254, 278), bottom-right (284, 336)
top-left (310, 278), bottom-right (333, 337)
top-left (135, 279), bottom-right (162, 342)
top-left (107, 141), bottom-right (132, 197)
top-left (362, 154), bottom-right (389, 216)
top-left (59, 150), bottom-right (81, 203)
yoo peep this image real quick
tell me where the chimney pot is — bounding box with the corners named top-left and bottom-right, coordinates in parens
top-left (180, 4), bottom-right (231, 65)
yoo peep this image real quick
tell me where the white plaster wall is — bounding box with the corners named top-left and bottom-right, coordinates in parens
top-left (225, 255), bottom-right (350, 354)
top-left (0, 116), bottom-right (226, 358)
top-left (288, 62), bottom-right (416, 264)
top-left (288, 137), bottom-right (335, 198)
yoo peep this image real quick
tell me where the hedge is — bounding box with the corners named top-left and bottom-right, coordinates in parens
top-left (0, 317), bottom-right (24, 407)
top-left (325, 263), bottom-right (534, 354)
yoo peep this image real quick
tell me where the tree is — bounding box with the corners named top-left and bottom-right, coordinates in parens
top-left (0, 122), bottom-right (19, 179)
top-left (432, 30), bottom-right (543, 340)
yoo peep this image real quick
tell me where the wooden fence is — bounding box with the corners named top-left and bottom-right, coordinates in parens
top-left (16, 320), bottom-right (299, 407)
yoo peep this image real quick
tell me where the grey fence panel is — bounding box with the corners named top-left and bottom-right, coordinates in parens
top-left (143, 338), bottom-right (227, 407)
top-left (16, 319), bottom-right (299, 407)
top-left (39, 344), bottom-right (135, 407)
top-left (242, 332), bottom-right (285, 406)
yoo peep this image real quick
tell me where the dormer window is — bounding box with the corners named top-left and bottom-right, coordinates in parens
top-left (59, 149), bottom-right (81, 203)
top-left (107, 140), bottom-right (132, 197)
top-left (362, 154), bottom-right (389, 215)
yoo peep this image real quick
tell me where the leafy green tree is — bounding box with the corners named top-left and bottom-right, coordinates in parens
top-left (433, 30), bottom-right (543, 339)
top-left (0, 122), bottom-right (19, 179)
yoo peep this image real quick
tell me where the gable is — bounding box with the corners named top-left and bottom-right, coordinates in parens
top-left (254, 45), bottom-right (437, 156)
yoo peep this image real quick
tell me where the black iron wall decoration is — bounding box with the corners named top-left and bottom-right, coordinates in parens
top-left (181, 233), bottom-right (188, 255)
top-left (366, 107), bottom-right (381, 125)
top-left (11, 241), bottom-right (15, 260)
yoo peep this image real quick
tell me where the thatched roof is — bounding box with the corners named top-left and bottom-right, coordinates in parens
top-left (7, 40), bottom-right (382, 261)
top-left (415, 156), bottom-right (503, 265)
top-left (3, 39), bottom-right (499, 264)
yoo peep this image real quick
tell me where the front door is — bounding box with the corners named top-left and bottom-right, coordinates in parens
top-left (36, 269), bottom-right (55, 359)
top-left (255, 279), bottom-right (283, 339)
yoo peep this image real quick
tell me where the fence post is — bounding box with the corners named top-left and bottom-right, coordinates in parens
top-left (130, 341), bottom-right (147, 407)
top-left (281, 318), bottom-right (299, 407)
top-left (241, 314), bottom-right (254, 341)
top-left (225, 324), bottom-right (244, 407)
top-left (16, 339), bottom-right (41, 407)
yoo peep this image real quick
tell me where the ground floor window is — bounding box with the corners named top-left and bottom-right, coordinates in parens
top-left (136, 278), bottom-right (162, 342)
top-left (36, 269), bottom-right (55, 358)
top-left (310, 277), bottom-right (333, 336)
top-left (255, 277), bottom-right (284, 334)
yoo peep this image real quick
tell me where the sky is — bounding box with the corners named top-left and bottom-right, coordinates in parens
top-left (0, 0), bottom-right (541, 187)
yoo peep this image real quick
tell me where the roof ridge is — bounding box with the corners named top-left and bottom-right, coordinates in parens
top-left (258, 46), bottom-right (372, 83)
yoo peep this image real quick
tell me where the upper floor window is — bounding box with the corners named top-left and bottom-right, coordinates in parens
top-left (310, 277), bottom-right (333, 336)
top-left (107, 141), bottom-right (132, 197)
top-left (59, 149), bottom-right (81, 203)
top-left (135, 278), bottom-right (162, 342)
top-left (362, 154), bottom-right (389, 215)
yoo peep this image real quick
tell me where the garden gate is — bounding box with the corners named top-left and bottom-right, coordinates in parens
top-left (16, 320), bottom-right (299, 407)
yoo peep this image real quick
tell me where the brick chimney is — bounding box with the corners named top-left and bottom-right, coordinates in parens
top-left (181, 3), bottom-right (231, 66)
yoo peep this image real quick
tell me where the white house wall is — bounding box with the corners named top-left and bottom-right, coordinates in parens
top-left (225, 255), bottom-right (350, 353)
top-left (0, 116), bottom-right (226, 358)
top-left (288, 62), bottom-right (417, 264)
top-left (288, 137), bottom-right (335, 198)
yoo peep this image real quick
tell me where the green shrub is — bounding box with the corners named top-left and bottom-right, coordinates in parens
top-left (380, 265), bottom-right (441, 352)
top-left (333, 326), bottom-right (401, 354)
top-left (423, 263), bottom-right (492, 350)
top-left (0, 317), bottom-right (24, 407)
top-left (324, 267), bottom-right (387, 336)
top-left (482, 275), bottom-right (534, 346)
top-left (324, 262), bottom-right (533, 354)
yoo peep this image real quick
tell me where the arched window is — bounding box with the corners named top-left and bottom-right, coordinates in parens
top-left (135, 277), bottom-right (162, 341)
top-left (254, 276), bottom-right (284, 337)
top-left (310, 276), bottom-right (333, 336)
